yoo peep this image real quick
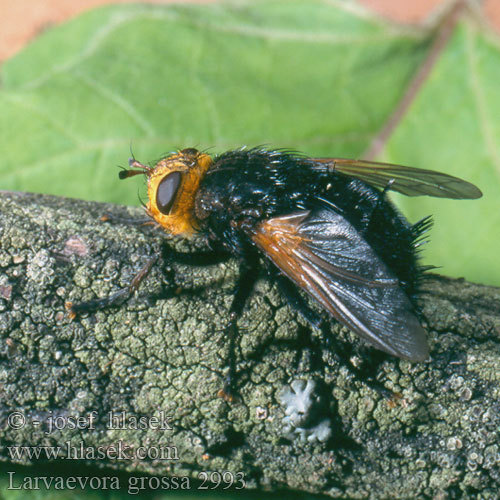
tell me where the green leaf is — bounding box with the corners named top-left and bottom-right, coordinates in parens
top-left (0, 0), bottom-right (498, 285)
top-left (0, 0), bottom-right (427, 204)
top-left (383, 21), bottom-right (500, 286)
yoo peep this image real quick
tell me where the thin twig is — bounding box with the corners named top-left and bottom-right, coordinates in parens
top-left (364, 0), bottom-right (469, 160)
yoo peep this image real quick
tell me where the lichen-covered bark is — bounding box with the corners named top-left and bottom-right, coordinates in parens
top-left (0, 191), bottom-right (499, 498)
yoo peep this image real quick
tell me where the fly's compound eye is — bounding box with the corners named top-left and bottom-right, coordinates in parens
top-left (157, 171), bottom-right (182, 214)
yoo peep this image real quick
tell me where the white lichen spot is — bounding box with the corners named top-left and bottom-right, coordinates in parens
top-left (279, 379), bottom-right (331, 443)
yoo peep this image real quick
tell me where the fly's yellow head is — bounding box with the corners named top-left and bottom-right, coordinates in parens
top-left (120, 148), bottom-right (212, 235)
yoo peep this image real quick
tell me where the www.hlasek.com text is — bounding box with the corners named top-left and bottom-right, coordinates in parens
top-left (8, 440), bottom-right (178, 461)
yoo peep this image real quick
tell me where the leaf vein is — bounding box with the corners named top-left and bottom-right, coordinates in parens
top-left (73, 70), bottom-right (156, 136)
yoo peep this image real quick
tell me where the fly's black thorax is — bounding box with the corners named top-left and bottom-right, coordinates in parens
top-left (193, 150), bottom-right (288, 256)
top-left (193, 149), bottom-right (422, 294)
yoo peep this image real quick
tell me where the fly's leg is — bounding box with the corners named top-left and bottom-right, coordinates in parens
top-left (66, 212), bottom-right (158, 317)
top-left (219, 257), bottom-right (260, 401)
top-left (67, 248), bottom-right (231, 318)
top-left (100, 214), bottom-right (154, 225)
top-left (274, 273), bottom-right (393, 398)
top-left (66, 256), bottom-right (158, 319)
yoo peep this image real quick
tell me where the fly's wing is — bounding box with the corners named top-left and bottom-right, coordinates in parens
top-left (311, 157), bottom-right (482, 199)
top-left (252, 208), bottom-right (429, 361)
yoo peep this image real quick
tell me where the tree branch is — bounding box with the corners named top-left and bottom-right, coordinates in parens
top-left (1, 191), bottom-right (499, 498)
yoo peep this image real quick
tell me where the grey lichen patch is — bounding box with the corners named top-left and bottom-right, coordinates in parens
top-left (26, 248), bottom-right (57, 285)
top-left (279, 379), bottom-right (332, 443)
top-left (1, 192), bottom-right (500, 497)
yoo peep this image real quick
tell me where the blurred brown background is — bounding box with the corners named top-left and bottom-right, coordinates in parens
top-left (0, 0), bottom-right (499, 63)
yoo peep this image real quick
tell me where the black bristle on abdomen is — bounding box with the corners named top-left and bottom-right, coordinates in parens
top-left (412, 216), bottom-right (434, 248)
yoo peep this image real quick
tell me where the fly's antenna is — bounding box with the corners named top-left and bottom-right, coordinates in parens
top-left (119, 158), bottom-right (152, 179)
